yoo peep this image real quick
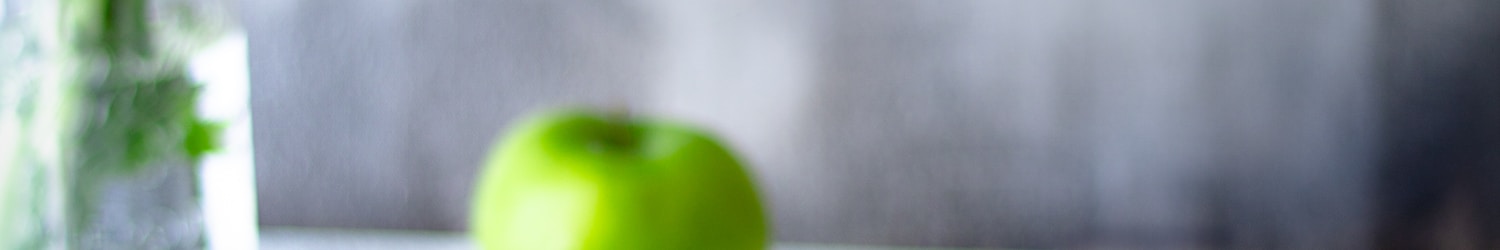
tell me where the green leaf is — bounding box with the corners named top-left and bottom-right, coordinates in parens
top-left (183, 120), bottom-right (223, 159)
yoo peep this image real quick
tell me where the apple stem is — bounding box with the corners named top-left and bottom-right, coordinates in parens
top-left (607, 104), bottom-right (632, 123)
top-left (597, 102), bottom-right (639, 153)
top-left (606, 97), bottom-right (633, 122)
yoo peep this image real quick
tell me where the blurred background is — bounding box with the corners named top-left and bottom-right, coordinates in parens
top-left (241, 0), bottom-right (1500, 249)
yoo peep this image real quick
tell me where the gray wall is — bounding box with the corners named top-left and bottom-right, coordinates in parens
top-left (246, 0), bottom-right (1499, 248)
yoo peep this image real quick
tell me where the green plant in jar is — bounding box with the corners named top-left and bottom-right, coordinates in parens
top-left (66, 0), bottom-right (228, 248)
top-left (4, 0), bottom-right (231, 247)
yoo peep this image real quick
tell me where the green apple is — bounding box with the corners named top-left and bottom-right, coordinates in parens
top-left (470, 109), bottom-right (768, 250)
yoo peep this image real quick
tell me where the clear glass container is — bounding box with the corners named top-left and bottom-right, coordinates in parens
top-left (2, 0), bottom-right (246, 249)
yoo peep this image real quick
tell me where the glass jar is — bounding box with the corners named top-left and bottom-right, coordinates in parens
top-left (2, 0), bottom-right (248, 249)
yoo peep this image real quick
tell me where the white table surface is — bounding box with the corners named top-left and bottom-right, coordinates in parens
top-left (258, 227), bottom-right (990, 250)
